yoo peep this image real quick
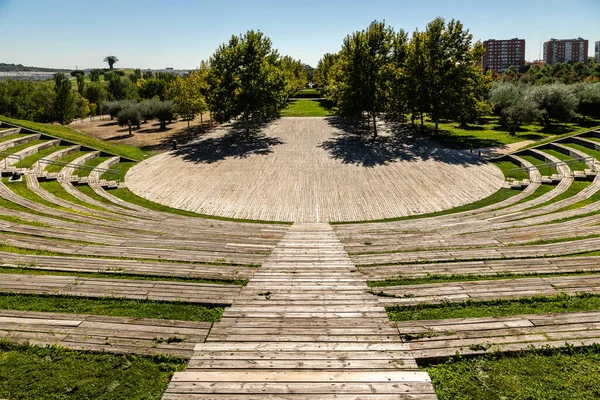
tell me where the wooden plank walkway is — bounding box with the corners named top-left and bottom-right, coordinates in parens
top-left (396, 311), bottom-right (600, 361)
top-left (127, 118), bottom-right (504, 223)
top-left (163, 223), bottom-right (436, 399)
top-left (373, 274), bottom-right (600, 306)
top-left (0, 309), bottom-right (210, 358)
top-left (0, 273), bottom-right (241, 305)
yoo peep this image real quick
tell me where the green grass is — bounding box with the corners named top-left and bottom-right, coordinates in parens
top-left (19, 145), bottom-right (70, 168)
top-left (101, 160), bottom-right (135, 181)
top-left (519, 154), bottom-right (559, 176)
top-left (45, 150), bottom-right (91, 173)
top-left (429, 116), bottom-right (600, 150)
top-left (0, 133), bottom-right (29, 143)
top-left (0, 341), bottom-right (187, 400)
top-left (523, 181), bottom-right (590, 211)
top-left (75, 184), bottom-right (128, 208)
top-left (426, 345), bottom-right (600, 400)
top-left (541, 148), bottom-right (590, 171)
top-left (281, 99), bottom-right (334, 117)
top-left (493, 159), bottom-right (529, 180)
top-left (563, 142), bottom-right (600, 162)
top-left (553, 187), bottom-right (600, 214)
top-left (387, 292), bottom-right (600, 322)
top-left (332, 188), bottom-right (518, 225)
top-left (3, 177), bottom-right (82, 215)
top-left (368, 270), bottom-right (600, 287)
top-left (109, 187), bottom-right (291, 224)
top-left (38, 180), bottom-right (112, 213)
top-left (0, 116), bottom-right (147, 160)
top-left (0, 292), bottom-right (224, 322)
top-left (76, 155), bottom-right (112, 177)
top-left (0, 139), bottom-right (46, 156)
top-left (0, 265), bottom-right (247, 285)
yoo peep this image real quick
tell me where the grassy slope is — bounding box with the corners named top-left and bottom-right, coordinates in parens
top-left (0, 341), bottom-right (186, 400)
top-left (429, 116), bottom-right (600, 150)
top-left (0, 116), bottom-right (147, 160)
top-left (427, 346), bottom-right (600, 400)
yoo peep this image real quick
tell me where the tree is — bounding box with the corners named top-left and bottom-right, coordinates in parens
top-left (168, 71), bottom-right (208, 128)
top-left (405, 29), bottom-right (429, 127)
top-left (104, 56), bottom-right (119, 70)
top-left (117, 105), bottom-right (141, 137)
top-left (529, 84), bottom-right (578, 126)
top-left (574, 82), bottom-right (600, 120)
top-left (279, 56), bottom-right (308, 98)
top-left (70, 70), bottom-right (85, 95)
top-left (154, 100), bottom-right (174, 130)
top-left (53, 73), bottom-right (76, 124)
top-left (85, 82), bottom-right (108, 113)
top-left (107, 74), bottom-right (138, 101)
top-left (314, 53), bottom-right (339, 95)
top-left (206, 30), bottom-right (287, 134)
top-left (137, 78), bottom-right (168, 100)
top-left (333, 20), bottom-right (398, 137)
top-left (89, 69), bottom-right (102, 82)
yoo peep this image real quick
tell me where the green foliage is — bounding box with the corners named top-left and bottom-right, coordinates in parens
top-left (53, 73), bottom-right (76, 125)
top-left (117, 105), bottom-right (142, 136)
top-left (0, 79), bottom-right (54, 122)
top-left (167, 66), bottom-right (208, 124)
top-left (137, 78), bottom-right (168, 100)
top-left (0, 341), bottom-right (187, 400)
top-left (107, 74), bottom-right (138, 101)
top-left (574, 82), bottom-right (600, 119)
top-left (70, 70), bottom-right (85, 95)
top-left (89, 69), bottom-right (102, 82)
top-left (206, 30), bottom-right (288, 134)
top-left (85, 82), bottom-right (108, 111)
top-left (427, 346), bottom-right (600, 400)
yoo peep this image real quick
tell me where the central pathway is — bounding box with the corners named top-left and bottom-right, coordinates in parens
top-left (163, 223), bottom-right (436, 399)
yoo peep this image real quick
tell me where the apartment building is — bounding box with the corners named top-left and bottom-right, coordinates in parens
top-left (543, 38), bottom-right (589, 64)
top-left (595, 41), bottom-right (600, 62)
top-left (483, 38), bottom-right (526, 72)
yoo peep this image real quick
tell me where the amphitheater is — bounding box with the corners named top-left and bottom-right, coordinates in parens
top-left (0, 117), bottom-right (600, 399)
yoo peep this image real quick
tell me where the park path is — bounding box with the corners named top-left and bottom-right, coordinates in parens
top-left (163, 223), bottom-right (436, 399)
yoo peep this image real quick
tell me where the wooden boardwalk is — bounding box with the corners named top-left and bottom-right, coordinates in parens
top-left (127, 118), bottom-right (504, 223)
top-left (163, 223), bottom-right (436, 399)
top-left (396, 311), bottom-right (600, 360)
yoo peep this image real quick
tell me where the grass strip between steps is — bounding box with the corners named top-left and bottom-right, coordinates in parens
top-left (331, 188), bottom-right (519, 224)
top-left (0, 265), bottom-right (247, 285)
top-left (425, 345), bottom-right (600, 400)
top-left (0, 340), bottom-right (187, 400)
top-left (0, 243), bottom-right (260, 267)
top-left (357, 250), bottom-right (600, 267)
top-left (368, 270), bottom-right (600, 287)
top-left (0, 292), bottom-right (224, 322)
top-left (387, 292), bottom-right (600, 322)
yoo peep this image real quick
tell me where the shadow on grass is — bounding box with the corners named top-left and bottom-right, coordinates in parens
top-left (321, 117), bottom-right (484, 167)
top-left (173, 120), bottom-right (284, 164)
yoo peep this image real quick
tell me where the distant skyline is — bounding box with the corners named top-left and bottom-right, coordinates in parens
top-left (1, 0), bottom-right (599, 70)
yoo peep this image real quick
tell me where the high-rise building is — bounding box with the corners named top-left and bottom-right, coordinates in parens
top-left (595, 41), bottom-right (600, 62)
top-left (543, 38), bottom-right (589, 64)
top-left (483, 38), bottom-right (526, 72)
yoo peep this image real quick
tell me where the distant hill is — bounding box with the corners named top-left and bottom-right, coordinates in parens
top-left (0, 63), bottom-right (70, 72)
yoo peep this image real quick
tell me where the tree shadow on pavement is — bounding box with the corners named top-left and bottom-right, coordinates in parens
top-left (173, 121), bottom-right (284, 164)
top-left (321, 117), bottom-right (485, 167)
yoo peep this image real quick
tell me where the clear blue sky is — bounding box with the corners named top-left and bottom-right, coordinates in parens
top-left (1, 0), bottom-right (599, 70)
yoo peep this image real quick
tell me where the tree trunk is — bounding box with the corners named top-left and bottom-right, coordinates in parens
top-left (372, 112), bottom-right (377, 138)
top-left (200, 113), bottom-right (203, 126)
top-left (128, 123), bottom-right (132, 137)
top-left (244, 114), bottom-right (249, 135)
top-left (209, 112), bottom-right (213, 128)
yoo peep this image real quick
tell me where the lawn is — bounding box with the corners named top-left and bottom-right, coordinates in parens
top-left (281, 99), bottom-right (333, 117)
top-left (0, 292), bottom-right (224, 322)
top-left (426, 116), bottom-right (600, 150)
top-left (427, 346), bottom-right (600, 400)
top-left (0, 341), bottom-right (186, 400)
top-left (0, 116), bottom-right (147, 160)
top-left (387, 293), bottom-right (600, 322)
